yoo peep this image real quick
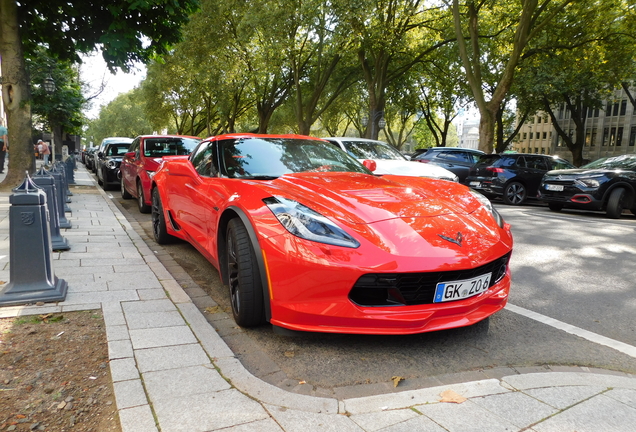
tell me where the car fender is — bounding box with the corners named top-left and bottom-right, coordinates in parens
top-left (218, 205), bottom-right (272, 322)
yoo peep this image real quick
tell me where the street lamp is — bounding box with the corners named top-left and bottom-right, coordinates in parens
top-left (43, 74), bottom-right (56, 163)
top-left (361, 110), bottom-right (386, 139)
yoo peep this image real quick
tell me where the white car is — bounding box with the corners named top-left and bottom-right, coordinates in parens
top-left (324, 137), bottom-right (459, 182)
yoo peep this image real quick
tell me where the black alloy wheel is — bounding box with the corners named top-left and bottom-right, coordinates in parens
top-left (503, 181), bottom-right (527, 205)
top-left (137, 181), bottom-right (151, 213)
top-left (151, 188), bottom-right (171, 244)
top-left (226, 218), bottom-right (265, 327)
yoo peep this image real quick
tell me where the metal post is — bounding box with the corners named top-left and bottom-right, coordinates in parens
top-left (33, 166), bottom-right (70, 251)
top-left (0, 173), bottom-right (68, 306)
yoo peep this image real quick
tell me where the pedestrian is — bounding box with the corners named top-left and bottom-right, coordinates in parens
top-left (41, 140), bottom-right (51, 165)
top-left (0, 121), bottom-right (7, 174)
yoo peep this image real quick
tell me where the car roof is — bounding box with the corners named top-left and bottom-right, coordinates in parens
top-left (427, 147), bottom-right (484, 153)
top-left (136, 134), bottom-right (200, 140)
top-left (324, 137), bottom-right (390, 145)
top-left (101, 137), bottom-right (133, 143)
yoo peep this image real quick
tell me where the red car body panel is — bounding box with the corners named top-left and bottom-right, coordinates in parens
top-left (121, 135), bottom-right (200, 208)
top-left (152, 134), bottom-right (513, 334)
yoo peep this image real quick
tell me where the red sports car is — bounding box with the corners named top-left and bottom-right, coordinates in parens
top-left (151, 134), bottom-right (513, 335)
top-left (120, 135), bottom-right (200, 213)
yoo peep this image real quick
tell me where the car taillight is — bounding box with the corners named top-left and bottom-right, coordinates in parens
top-left (486, 167), bottom-right (504, 174)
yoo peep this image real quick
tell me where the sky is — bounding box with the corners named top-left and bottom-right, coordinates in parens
top-left (79, 53), bottom-right (146, 119)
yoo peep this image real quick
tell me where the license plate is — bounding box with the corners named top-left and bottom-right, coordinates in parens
top-left (434, 273), bottom-right (492, 303)
top-left (469, 181), bottom-right (481, 187)
top-left (545, 184), bottom-right (564, 191)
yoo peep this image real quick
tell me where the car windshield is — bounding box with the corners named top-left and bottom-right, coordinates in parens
top-left (220, 138), bottom-right (371, 178)
top-left (341, 140), bottom-right (406, 160)
top-left (107, 144), bottom-right (131, 156)
top-left (582, 155), bottom-right (636, 170)
top-left (144, 137), bottom-right (200, 157)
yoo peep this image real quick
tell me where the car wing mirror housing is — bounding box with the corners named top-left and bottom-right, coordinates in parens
top-left (363, 159), bottom-right (377, 172)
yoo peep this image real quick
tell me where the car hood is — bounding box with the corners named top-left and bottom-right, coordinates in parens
top-left (267, 172), bottom-right (482, 225)
top-left (262, 173), bottom-right (508, 261)
top-left (361, 159), bottom-right (457, 180)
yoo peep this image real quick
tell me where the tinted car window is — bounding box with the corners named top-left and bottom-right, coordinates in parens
top-left (144, 137), bottom-right (200, 157)
top-left (525, 156), bottom-right (548, 170)
top-left (549, 158), bottom-right (575, 170)
top-left (106, 144), bottom-right (131, 156)
top-left (476, 155), bottom-right (501, 166)
top-left (191, 143), bottom-right (216, 176)
top-left (582, 155), bottom-right (636, 170)
top-left (341, 140), bottom-right (406, 160)
top-left (437, 151), bottom-right (467, 162)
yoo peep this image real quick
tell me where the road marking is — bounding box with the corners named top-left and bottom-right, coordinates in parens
top-left (506, 303), bottom-right (636, 359)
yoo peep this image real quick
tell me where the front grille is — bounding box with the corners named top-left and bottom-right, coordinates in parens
top-left (349, 253), bottom-right (511, 307)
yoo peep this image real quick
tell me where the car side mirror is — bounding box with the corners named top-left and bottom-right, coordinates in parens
top-left (124, 151), bottom-right (135, 158)
top-left (97, 152), bottom-right (103, 158)
top-left (362, 159), bottom-right (377, 172)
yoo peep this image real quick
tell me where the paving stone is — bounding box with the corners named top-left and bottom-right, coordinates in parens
top-left (533, 394), bottom-right (636, 432)
top-left (124, 311), bottom-right (184, 330)
top-left (143, 364), bottom-right (231, 402)
top-left (524, 385), bottom-right (607, 410)
top-left (471, 391), bottom-right (558, 429)
top-left (113, 379), bottom-right (148, 409)
top-left (136, 288), bottom-right (167, 300)
top-left (118, 405), bottom-right (159, 432)
top-left (122, 298), bottom-right (177, 314)
top-left (134, 343), bottom-right (211, 373)
top-left (106, 324), bottom-right (130, 342)
top-left (110, 358), bottom-right (140, 382)
top-left (265, 403), bottom-right (364, 432)
top-left (108, 339), bottom-right (134, 360)
top-left (129, 325), bottom-right (197, 349)
top-left (152, 389), bottom-right (269, 432)
top-left (350, 409), bottom-right (420, 432)
top-left (414, 400), bottom-right (518, 432)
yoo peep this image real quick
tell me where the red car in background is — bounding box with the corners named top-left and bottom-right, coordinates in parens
top-left (150, 133), bottom-right (514, 335)
top-left (120, 135), bottom-right (200, 212)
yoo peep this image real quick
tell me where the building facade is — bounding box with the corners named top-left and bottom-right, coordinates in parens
top-left (513, 85), bottom-right (636, 164)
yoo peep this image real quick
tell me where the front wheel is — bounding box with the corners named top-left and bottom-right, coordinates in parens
top-left (226, 218), bottom-right (265, 327)
top-left (151, 188), bottom-right (172, 244)
top-left (607, 188), bottom-right (626, 219)
top-left (137, 181), bottom-right (151, 213)
top-left (502, 181), bottom-right (527, 205)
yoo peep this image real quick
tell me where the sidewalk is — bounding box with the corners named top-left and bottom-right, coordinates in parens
top-left (1, 162), bottom-right (636, 432)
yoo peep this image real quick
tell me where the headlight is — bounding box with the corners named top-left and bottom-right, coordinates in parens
top-left (107, 160), bottom-right (118, 169)
top-left (469, 190), bottom-right (504, 228)
top-left (264, 197), bottom-right (360, 248)
top-left (574, 178), bottom-right (600, 189)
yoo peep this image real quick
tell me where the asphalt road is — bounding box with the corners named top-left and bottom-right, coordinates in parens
top-left (106, 177), bottom-right (636, 397)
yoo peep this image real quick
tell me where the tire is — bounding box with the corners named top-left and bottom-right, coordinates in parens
top-left (137, 181), bottom-right (151, 213)
top-left (226, 218), bottom-right (265, 327)
top-left (120, 178), bottom-right (132, 199)
top-left (151, 187), bottom-right (172, 244)
top-left (607, 188), bottom-right (626, 219)
top-left (548, 202), bottom-right (563, 212)
top-left (502, 181), bottom-right (527, 205)
top-left (97, 169), bottom-right (104, 186)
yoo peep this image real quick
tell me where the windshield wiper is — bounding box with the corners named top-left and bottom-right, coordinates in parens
top-left (240, 175), bottom-right (279, 180)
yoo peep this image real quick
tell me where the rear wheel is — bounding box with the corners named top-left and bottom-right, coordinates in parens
top-left (151, 188), bottom-right (172, 244)
top-left (548, 202), bottom-right (563, 212)
top-left (226, 218), bottom-right (265, 327)
top-left (607, 188), bottom-right (626, 219)
top-left (120, 178), bottom-right (132, 199)
top-left (137, 181), bottom-right (151, 213)
top-left (502, 181), bottom-right (527, 205)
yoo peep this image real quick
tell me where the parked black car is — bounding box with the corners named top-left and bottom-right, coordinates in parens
top-left (539, 154), bottom-right (636, 218)
top-left (412, 147), bottom-right (485, 184)
top-left (466, 153), bottom-right (575, 205)
top-left (95, 139), bottom-right (133, 190)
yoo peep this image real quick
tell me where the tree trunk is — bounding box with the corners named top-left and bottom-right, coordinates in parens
top-left (478, 107), bottom-right (497, 154)
top-left (0, 0), bottom-right (35, 189)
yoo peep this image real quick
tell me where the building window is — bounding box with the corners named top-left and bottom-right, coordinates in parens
top-left (523, 132), bottom-right (527, 139)
top-left (535, 147), bottom-right (539, 153)
top-left (537, 116), bottom-right (542, 123)
top-left (617, 127), bottom-right (623, 146)
top-left (620, 100), bottom-right (627, 116)
top-left (585, 130), bottom-right (591, 146)
top-left (543, 132), bottom-right (547, 139)
top-left (602, 128), bottom-right (609, 145)
top-left (591, 128), bottom-right (597, 147)
top-left (610, 127), bottom-right (617, 146)
top-left (606, 102), bottom-right (612, 115)
top-left (529, 132), bottom-right (533, 139)
top-left (630, 127), bottom-right (636, 147)
top-left (541, 147), bottom-right (546, 154)
top-left (613, 102), bottom-right (620, 116)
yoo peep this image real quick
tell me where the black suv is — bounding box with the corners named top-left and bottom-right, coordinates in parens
top-left (412, 147), bottom-right (484, 184)
top-left (466, 153), bottom-right (575, 205)
top-left (539, 154), bottom-right (636, 218)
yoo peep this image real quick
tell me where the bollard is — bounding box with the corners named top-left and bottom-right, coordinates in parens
top-left (34, 166), bottom-right (70, 251)
top-left (48, 166), bottom-right (72, 229)
top-left (0, 173), bottom-right (68, 306)
top-left (65, 155), bottom-right (76, 186)
top-left (52, 163), bottom-right (72, 212)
